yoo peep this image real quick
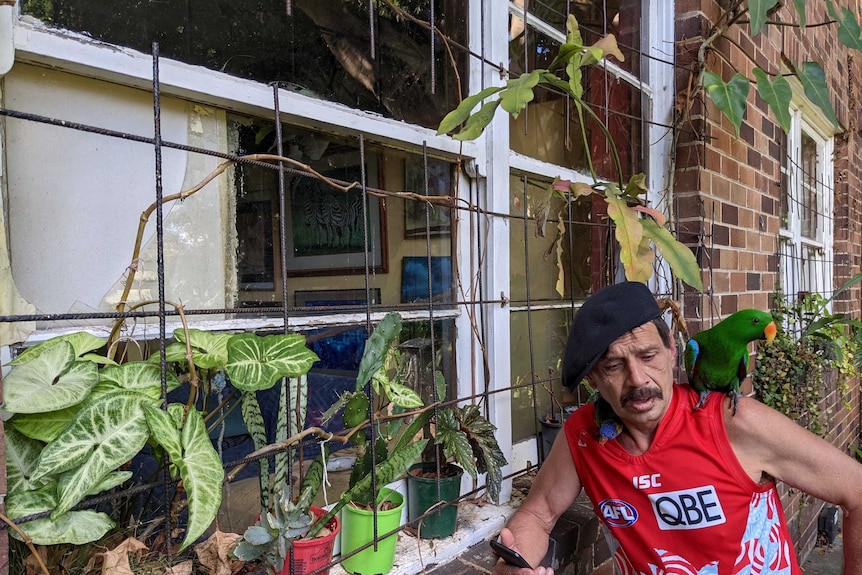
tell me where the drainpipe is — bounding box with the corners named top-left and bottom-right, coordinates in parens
top-left (0, 0), bottom-right (14, 76)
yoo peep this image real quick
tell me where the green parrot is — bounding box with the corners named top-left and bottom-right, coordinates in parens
top-left (684, 309), bottom-right (777, 415)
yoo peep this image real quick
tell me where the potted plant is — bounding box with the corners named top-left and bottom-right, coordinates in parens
top-left (406, 372), bottom-right (508, 539)
top-left (306, 312), bottom-right (429, 575)
top-left (232, 453), bottom-right (340, 575)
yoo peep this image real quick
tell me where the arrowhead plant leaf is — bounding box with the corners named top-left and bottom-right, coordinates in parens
top-left (8, 404), bottom-right (84, 443)
top-left (100, 361), bottom-right (180, 398)
top-left (4, 341), bottom-right (99, 414)
top-left (173, 328), bottom-right (232, 370)
top-left (10, 332), bottom-right (105, 365)
top-left (753, 68), bottom-right (792, 134)
top-left (355, 313), bottom-right (402, 390)
top-left (36, 391), bottom-right (155, 517)
top-left (227, 333), bottom-right (318, 392)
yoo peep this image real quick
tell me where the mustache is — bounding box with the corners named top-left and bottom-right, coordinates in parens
top-left (621, 387), bottom-right (663, 405)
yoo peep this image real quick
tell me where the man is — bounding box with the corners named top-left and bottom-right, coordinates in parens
top-left (493, 282), bottom-right (862, 574)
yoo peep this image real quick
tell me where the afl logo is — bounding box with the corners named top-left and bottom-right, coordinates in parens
top-left (599, 499), bottom-right (638, 528)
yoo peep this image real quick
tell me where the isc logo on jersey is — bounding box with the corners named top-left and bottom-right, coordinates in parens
top-left (599, 499), bottom-right (638, 527)
top-left (648, 485), bottom-right (726, 531)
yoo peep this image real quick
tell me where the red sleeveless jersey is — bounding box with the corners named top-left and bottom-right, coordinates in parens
top-left (564, 384), bottom-right (801, 575)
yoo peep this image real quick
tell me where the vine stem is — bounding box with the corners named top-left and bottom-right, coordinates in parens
top-left (0, 511), bottom-right (50, 575)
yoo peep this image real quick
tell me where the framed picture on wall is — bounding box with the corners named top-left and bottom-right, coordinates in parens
top-left (285, 154), bottom-right (388, 275)
top-left (404, 156), bottom-right (453, 238)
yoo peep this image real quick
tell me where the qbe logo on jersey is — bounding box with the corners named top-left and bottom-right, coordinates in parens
top-left (647, 485), bottom-right (726, 531)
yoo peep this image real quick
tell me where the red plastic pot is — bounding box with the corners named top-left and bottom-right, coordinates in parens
top-left (280, 507), bottom-right (340, 575)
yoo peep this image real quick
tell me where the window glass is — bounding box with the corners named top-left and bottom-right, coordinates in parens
top-left (800, 133), bottom-right (819, 241)
top-left (21, 0), bottom-right (468, 129)
top-left (508, 1), bottom-right (643, 177)
top-left (230, 114), bottom-right (454, 312)
top-left (508, 173), bottom-right (591, 303)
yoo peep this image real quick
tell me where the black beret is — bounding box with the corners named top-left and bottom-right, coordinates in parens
top-left (562, 282), bottom-right (662, 390)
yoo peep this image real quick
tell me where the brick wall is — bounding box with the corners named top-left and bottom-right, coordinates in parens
top-left (674, 0), bottom-right (862, 563)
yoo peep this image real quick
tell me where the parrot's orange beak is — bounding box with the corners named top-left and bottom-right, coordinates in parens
top-left (764, 320), bottom-right (777, 344)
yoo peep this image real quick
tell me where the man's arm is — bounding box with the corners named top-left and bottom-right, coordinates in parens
top-left (492, 428), bottom-right (583, 574)
top-left (727, 396), bottom-right (862, 573)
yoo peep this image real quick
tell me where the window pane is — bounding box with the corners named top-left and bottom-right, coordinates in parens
top-left (21, 0), bottom-right (468, 129)
top-left (510, 307), bottom-right (590, 443)
top-left (800, 133), bottom-right (818, 240)
top-left (509, 8), bottom-right (643, 177)
top-left (230, 115), bottom-right (454, 309)
top-left (508, 173), bottom-right (592, 303)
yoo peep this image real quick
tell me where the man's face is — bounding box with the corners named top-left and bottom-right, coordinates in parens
top-left (586, 322), bottom-right (676, 429)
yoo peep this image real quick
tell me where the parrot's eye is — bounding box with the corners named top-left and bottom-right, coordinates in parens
top-left (752, 318), bottom-right (760, 324)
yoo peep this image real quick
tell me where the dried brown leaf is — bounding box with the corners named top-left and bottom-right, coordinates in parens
top-left (195, 529), bottom-right (243, 575)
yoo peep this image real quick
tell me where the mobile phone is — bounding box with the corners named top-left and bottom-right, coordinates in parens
top-left (490, 539), bottom-right (533, 569)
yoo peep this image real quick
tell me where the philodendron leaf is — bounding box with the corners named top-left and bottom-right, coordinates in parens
top-left (227, 333), bottom-right (318, 392)
top-left (702, 71), bottom-right (750, 136)
top-left (437, 85), bottom-right (505, 135)
top-left (436, 408), bottom-right (477, 480)
top-left (356, 313), bottom-right (402, 390)
top-left (640, 218), bottom-right (704, 293)
top-left (826, 0), bottom-right (862, 52)
top-left (10, 332), bottom-right (106, 366)
top-left (797, 61), bottom-right (840, 129)
top-left (8, 404), bottom-right (84, 443)
top-left (604, 188), bottom-right (650, 283)
top-left (500, 70), bottom-right (541, 118)
top-left (748, 0), bottom-right (779, 35)
top-left (753, 68), bottom-right (792, 134)
top-left (4, 341), bottom-right (99, 414)
top-left (32, 391), bottom-right (154, 517)
top-left (100, 362), bottom-right (180, 399)
top-left (790, 0), bottom-right (806, 28)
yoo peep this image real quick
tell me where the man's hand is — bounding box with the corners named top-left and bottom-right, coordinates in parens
top-left (490, 528), bottom-right (555, 575)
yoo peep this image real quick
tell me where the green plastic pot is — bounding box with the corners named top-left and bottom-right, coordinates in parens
top-left (406, 462), bottom-right (463, 539)
top-left (339, 488), bottom-right (404, 575)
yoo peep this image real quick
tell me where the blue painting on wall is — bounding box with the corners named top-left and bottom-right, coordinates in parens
top-left (401, 256), bottom-right (453, 303)
top-left (295, 288), bottom-right (380, 372)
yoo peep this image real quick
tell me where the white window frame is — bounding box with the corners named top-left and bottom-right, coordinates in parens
top-left (779, 99), bottom-right (835, 309)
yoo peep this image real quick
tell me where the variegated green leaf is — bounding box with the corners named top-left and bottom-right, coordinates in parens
top-left (12, 509), bottom-right (115, 546)
top-left (86, 471), bottom-right (133, 495)
top-left (436, 409), bottom-right (476, 479)
top-left (10, 332), bottom-right (105, 365)
top-left (7, 482), bottom-right (56, 517)
top-left (640, 218), bottom-right (704, 292)
top-left (8, 404), bottom-right (83, 443)
top-left (437, 85), bottom-right (505, 135)
top-left (241, 391), bottom-right (270, 512)
top-left (748, 0), bottom-right (778, 35)
top-left (384, 380), bottom-right (424, 409)
top-left (797, 61), bottom-right (840, 128)
top-left (33, 391), bottom-right (153, 517)
top-left (826, 0), bottom-right (862, 52)
top-left (144, 404), bottom-right (184, 461)
top-left (156, 341), bottom-right (191, 364)
top-left (344, 439), bottom-right (427, 506)
top-left (5, 427), bottom-right (46, 493)
top-left (4, 341), bottom-right (98, 414)
top-left (81, 353), bottom-right (118, 366)
top-left (227, 334), bottom-right (318, 392)
top-left (174, 328), bottom-right (232, 370)
top-left (356, 313), bottom-right (402, 390)
top-left (456, 405), bottom-right (507, 504)
top-left (100, 362), bottom-right (180, 397)
top-left (176, 405), bottom-right (224, 550)
top-left (753, 68), bottom-right (792, 134)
